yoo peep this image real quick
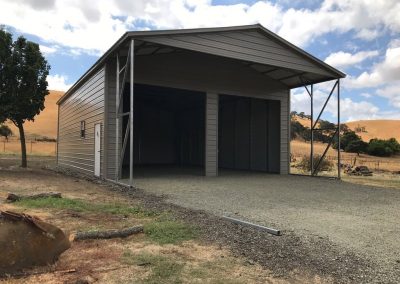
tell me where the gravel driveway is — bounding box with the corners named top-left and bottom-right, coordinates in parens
top-left (128, 168), bottom-right (400, 279)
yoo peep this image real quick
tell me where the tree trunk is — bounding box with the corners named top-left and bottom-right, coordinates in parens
top-left (17, 122), bottom-right (27, 168)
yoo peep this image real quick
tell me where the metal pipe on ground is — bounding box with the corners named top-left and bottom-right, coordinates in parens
top-left (222, 216), bottom-right (281, 236)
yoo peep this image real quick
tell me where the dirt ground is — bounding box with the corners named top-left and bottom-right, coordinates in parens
top-left (0, 156), bottom-right (329, 284)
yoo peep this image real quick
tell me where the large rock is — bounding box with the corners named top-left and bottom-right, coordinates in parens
top-left (0, 211), bottom-right (71, 275)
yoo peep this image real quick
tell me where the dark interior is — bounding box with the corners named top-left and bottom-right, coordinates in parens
top-left (121, 84), bottom-right (205, 176)
top-left (218, 94), bottom-right (281, 173)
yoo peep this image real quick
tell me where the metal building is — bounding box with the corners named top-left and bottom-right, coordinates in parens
top-left (56, 24), bottom-right (345, 186)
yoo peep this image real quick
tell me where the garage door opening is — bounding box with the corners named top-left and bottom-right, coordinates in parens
top-left (121, 84), bottom-right (205, 178)
top-left (218, 94), bottom-right (281, 173)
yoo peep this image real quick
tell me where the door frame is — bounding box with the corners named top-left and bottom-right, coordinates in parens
top-left (94, 123), bottom-right (101, 177)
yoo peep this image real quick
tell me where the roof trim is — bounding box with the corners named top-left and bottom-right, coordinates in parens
top-left (57, 24), bottom-right (345, 105)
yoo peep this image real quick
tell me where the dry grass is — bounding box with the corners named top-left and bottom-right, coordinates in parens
top-left (346, 120), bottom-right (400, 142)
top-left (291, 140), bottom-right (400, 172)
top-left (4, 90), bottom-right (63, 140)
top-left (0, 139), bottom-right (56, 156)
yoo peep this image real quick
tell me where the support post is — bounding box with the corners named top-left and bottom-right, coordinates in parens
top-left (205, 92), bottom-right (218, 176)
top-left (337, 79), bottom-right (341, 180)
top-left (310, 84), bottom-right (314, 176)
top-left (115, 53), bottom-right (120, 181)
top-left (129, 39), bottom-right (134, 187)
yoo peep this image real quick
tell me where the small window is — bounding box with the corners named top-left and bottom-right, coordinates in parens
top-left (80, 121), bottom-right (86, 138)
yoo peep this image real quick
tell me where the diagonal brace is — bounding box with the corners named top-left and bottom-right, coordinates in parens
top-left (312, 80), bottom-right (339, 129)
top-left (312, 127), bottom-right (339, 176)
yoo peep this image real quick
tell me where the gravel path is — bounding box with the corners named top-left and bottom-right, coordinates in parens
top-left (125, 168), bottom-right (400, 282)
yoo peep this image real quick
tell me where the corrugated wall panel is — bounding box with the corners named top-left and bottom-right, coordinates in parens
top-left (205, 93), bottom-right (218, 176)
top-left (58, 67), bottom-right (105, 175)
top-left (250, 98), bottom-right (268, 171)
top-left (104, 60), bottom-right (117, 179)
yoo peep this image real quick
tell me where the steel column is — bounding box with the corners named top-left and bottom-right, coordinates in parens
top-left (115, 53), bottom-right (120, 181)
top-left (129, 39), bottom-right (134, 187)
top-left (310, 84), bottom-right (314, 175)
top-left (337, 79), bottom-right (341, 180)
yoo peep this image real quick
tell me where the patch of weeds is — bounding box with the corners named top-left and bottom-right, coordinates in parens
top-left (121, 251), bottom-right (184, 284)
top-left (16, 197), bottom-right (155, 217)
top-left (144, 218), bottom-right (198, 245)
top-left (188, 267), bottom-right (208, 278)
top-left (187, 261), bottom-right (244, 284)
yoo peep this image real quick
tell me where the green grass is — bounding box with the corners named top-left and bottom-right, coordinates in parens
top-left (144, 219), bottom-right (198, 245)
top-left (16, 197), bottom-right (155, 217)
top-left (122, 251), bottom-right (184, 284)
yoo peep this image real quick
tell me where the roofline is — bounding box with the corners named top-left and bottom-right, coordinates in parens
top-left (255, 24), bottom-right (346, 79)
top-left (57, 24), bottom-right (345, 105)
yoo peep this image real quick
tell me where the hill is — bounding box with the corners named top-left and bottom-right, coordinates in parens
top-left (292, 115), bottom-right (400, 142)
top-left (5, 90), bottom-right (64, 139)
top-left (346, 120), bottom-right (400, 142)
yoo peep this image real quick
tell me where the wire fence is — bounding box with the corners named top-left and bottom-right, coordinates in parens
top-left (1, 138), bottom-right (56, 156)
top-left (291, 153), bottom-right (400, 172)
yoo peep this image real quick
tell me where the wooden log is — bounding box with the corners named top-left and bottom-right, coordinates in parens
top-left (6, 192), bottom-right (62, 202)
top-left (73, 225), bottom-right (143, 241)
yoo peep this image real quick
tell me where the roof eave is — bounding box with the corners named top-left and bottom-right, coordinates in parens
top-left (57, 31), bottom-right (130, 105)
top-left (57, 24), bottom-right (346, 105)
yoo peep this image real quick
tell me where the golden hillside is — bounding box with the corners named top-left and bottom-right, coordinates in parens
top-left (5, 90), bottom-right (64, 139)
top-left (292, 115), bottom-right (400, 142)
top-left (346, 120), bottom-right (400, 142)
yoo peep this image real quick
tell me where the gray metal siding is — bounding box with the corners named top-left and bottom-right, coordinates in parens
top-left (139, 30), bottom-right (331, 76)
top-left (58, 67), bottom-right (105, 175)
top-left (205, 93), bottom-right (218, 176)
top-left (104, 61), bottom-right (117, 179)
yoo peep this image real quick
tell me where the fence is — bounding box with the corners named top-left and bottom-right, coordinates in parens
top-left (1, 138), bottom-right (57, 156)
top-left (291, 153), bottom-right (400, 172)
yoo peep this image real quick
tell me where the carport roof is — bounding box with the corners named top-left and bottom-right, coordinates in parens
top-left (58, 24), bottom-right (345, 105)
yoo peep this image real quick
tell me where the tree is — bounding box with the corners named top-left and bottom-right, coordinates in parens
top-left (367, 138), bottom-right (400, 157)
top-left (344, 140), bottom-right (368, 155)
top-left (290, 120), bottom-right (306, 140)
top-left (340, 123), bottom-right (350, 134)
top-left (319, 120), bottom-right (336, 130)
top-left (0, 124), bottom-right (12, 141)
top-left (337, 131), bottom-right (363, 150)
top-left (0, 29), bottom-right (50, 167)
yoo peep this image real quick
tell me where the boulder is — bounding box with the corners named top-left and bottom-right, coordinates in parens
top-left (0, 211), bottom-right (71, 275)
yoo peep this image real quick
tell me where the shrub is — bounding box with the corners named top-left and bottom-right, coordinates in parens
top-left (344, 140), bottom-right (368, 154)
top-left (298, 154), bottom-right (333, 172)
top-left (367, 138), bottom-right (400, 157)
top-left (35, 136), bottom-right (56, 142)
top-left (0, 124), bottom-right (12, 141)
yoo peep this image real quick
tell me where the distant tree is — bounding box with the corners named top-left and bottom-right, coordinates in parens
top-left (340, 123), bottom-right (350, 134)
top-left (345, 140), bottom-right (368, 155)
top-left (290, 120), bottom-right (306, 140)
top-left (367, 138), bottom-right (400, 157)
top-left (0, 28), bottom-right (50, 167)
top-left (338, 131), bottom-right (363, 150)
top-left (319, 120), bottom-right (336, 130)
top-left (290, 111), bottom-right (297, 118)
top-left (0, 124), bottom-right (12, 141)
top-left (298, 112), bottom-right (305, 118)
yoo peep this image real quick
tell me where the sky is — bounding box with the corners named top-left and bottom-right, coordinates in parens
top-left (0, 0), bottom-right (399, 122)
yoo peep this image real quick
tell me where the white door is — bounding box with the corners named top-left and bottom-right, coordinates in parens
top-left (94, 123), bottom-right (101, 177)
